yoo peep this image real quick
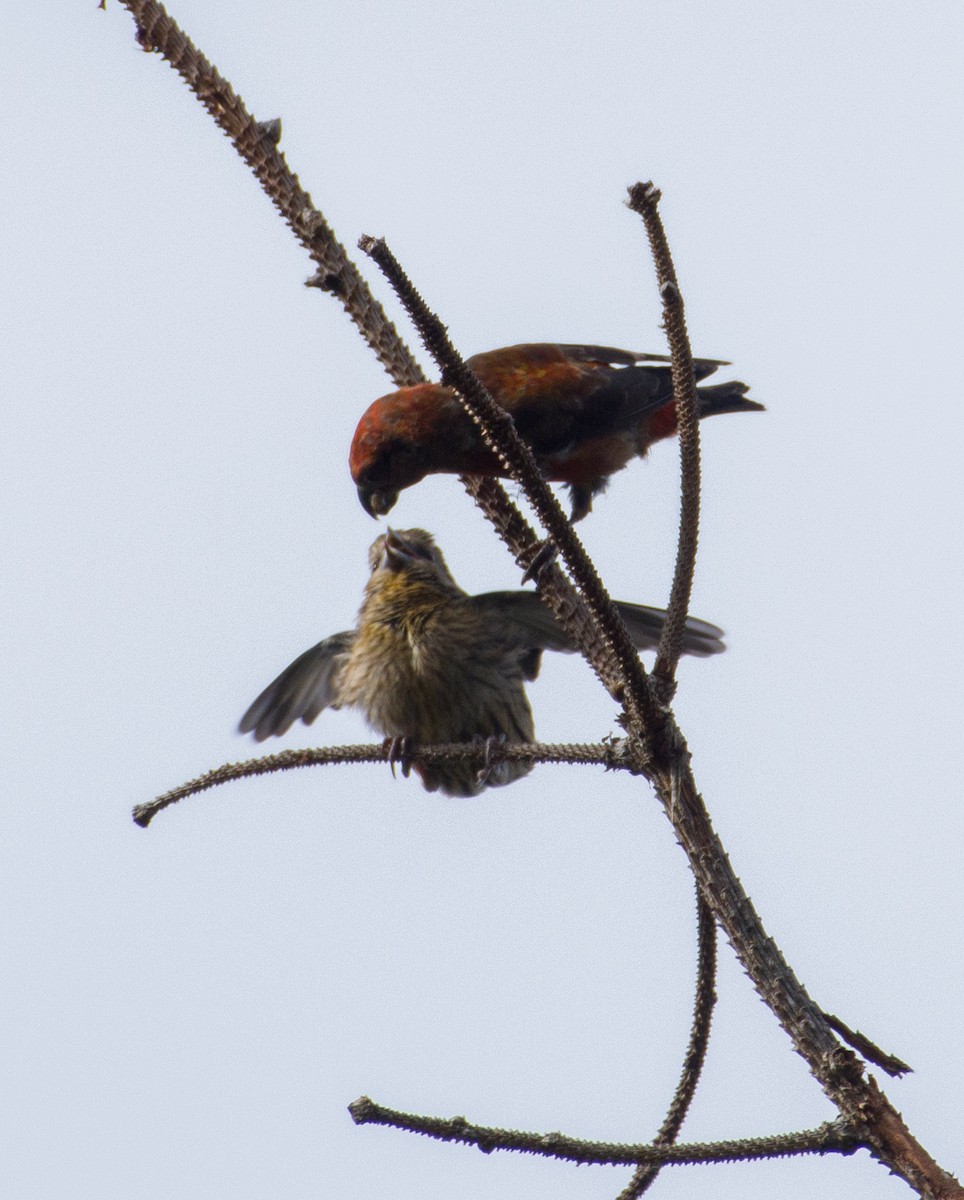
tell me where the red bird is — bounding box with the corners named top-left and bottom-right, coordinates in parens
top-left (350, 343), bottom-right (762, 522)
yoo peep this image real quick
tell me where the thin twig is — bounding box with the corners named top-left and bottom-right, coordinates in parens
top-left (348, 1096), bottom-right (862, 1166)
top-left (626, 183), bottom-right (701, 698)
top-left (617, 180), bottom-right (714, 1197)
top-left (132, 740), bottom-right (628, 828)
top-left (617, 887), bottom-right (717, 1198)
top-left (823, 1012), bottom-right (912, 1078)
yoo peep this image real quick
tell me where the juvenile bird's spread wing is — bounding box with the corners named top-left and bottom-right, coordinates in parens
top-left (238, 631), bottom-right (355, 741)
top-left (471, 591), bottom-right (725, 661)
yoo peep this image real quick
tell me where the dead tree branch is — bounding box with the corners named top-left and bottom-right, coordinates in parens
top-left (617, 887), bottom-right (717, 1199)
top-left (106, 4), bottom-right (962, 1196)
top-left (348, 1095), bottom-right (862, 1167)
top-left (626, 183), bottom-right (702, 699)
top-left (132, 740), bottom-right (625, 828)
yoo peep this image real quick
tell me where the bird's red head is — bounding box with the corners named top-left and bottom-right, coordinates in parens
top-left (349, 383), bottom-right (473, 518)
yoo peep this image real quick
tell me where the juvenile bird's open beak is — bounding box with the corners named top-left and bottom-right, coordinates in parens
top-left (357, 484), bottom-right (398, 519)
top-left (379, 527), bottom-right (413, 572)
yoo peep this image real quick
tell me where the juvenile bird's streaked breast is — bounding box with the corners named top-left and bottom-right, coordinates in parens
top-left (238, 528), bottom-right (726, 796)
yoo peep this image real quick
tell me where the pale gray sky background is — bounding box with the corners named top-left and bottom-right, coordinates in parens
top-left (3, 3), bottom-right (963, 1198)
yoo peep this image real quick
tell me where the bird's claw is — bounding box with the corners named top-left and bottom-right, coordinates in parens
top-left (385, 736), bottom-right (416, 779)
top-left (475, 734), bottom-right (509, 788)
top-left (521, 539), bottom-right (557, 585)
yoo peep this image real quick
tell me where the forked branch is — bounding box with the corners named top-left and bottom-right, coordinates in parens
top-left (107, 3), bottom-right (961, 1196)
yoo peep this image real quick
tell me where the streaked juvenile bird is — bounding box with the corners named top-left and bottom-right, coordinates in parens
top-left (239, 528), bottom-right (725, 796)
top-left (350, 342), bottom-right (762, 522)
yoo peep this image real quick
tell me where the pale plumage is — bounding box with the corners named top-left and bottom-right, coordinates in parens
top-left (239, 529), bottom-right (725, 796)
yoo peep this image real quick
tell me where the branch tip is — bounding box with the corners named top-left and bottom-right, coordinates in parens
top-left (348, 1096), bottom-right (375, 1124)
top-left (626, 181), bottom-right (661, 210)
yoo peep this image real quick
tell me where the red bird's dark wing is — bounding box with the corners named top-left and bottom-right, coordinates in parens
top-left (467, 343), bottom-right (722, 458)
top-left (465, 343), bottom-right (755, 519)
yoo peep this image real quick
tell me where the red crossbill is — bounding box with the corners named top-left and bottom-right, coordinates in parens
top-left (239, 528), bottom-right (725, 796)
top-left (350, 342), bottom-right (762, 522)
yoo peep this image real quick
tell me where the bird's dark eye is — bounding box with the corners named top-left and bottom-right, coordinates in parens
top-left (356, 452), bottom-right (390, 489)
top-left (362, 442), bottom-right (419, 489)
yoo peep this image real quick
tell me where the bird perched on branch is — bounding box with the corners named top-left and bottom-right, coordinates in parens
top-left (239, 528), bottom-right (725, 796)
top-left (350, 342), bottom-right (762, 522)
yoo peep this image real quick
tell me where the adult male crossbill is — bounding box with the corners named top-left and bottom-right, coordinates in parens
top-left (239, 528), bottom-right (725, 796)
top-left (350, 343), bottom-right (762, 522)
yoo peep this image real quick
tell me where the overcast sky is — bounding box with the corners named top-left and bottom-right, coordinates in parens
top-left (4, 3), bottom-right (963, 1198)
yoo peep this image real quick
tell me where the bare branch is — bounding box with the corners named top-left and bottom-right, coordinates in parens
top-left (348, 1095), bottom-right (862, 1167)
top-left (616, 180), bottom-right (717, 1198)
top-left (618, 888), bottom-right (717, 1198)
top-left (626, 183), bottom-right (701, 698)
top-left (822, 1012), bottom-right (912, 1079)
top-left (132, 740), bottom-right (627, 828)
